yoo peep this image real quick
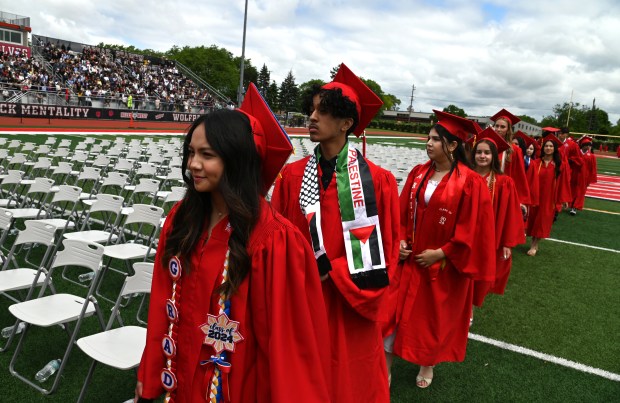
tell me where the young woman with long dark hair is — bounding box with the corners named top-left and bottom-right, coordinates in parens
top-left (135, 84), bottom-right (330, 402)
top-left (526, 134), bottom-right (572, 256)
top-left (469, 128), bottom-right (525, 302)
top-left (384, 110), bottom-right (495, 389)
top-left (490, 109), bottom-right (531, 207)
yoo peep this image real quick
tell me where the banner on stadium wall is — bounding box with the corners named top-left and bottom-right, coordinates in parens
top-left (0, 102), bottom-right (201, 123)
top-left (0, 43), bottom-right (31, 58)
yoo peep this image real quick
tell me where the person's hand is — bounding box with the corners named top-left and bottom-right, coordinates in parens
top-left (399, 240), bottom-right (412, 261)
top-left (414, 249), bottom-right (445, 268)
top-left (502, 246), bottom-right (512, 260)
top-left (134, 381), bottom-right (143, 402)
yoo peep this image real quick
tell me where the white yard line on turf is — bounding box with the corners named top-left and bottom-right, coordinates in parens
top-left (546, 238), bottom-right (620, 253)
top-left (469, 333), bottom-right (620, 382)
top-left (583, 207), bottom-right (620, 216)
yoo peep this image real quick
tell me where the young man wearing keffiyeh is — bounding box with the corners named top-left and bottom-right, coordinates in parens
top-left (271, 63), bottom-right (400, 403)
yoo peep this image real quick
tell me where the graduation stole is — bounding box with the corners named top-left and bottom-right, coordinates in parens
top-left (409, 161), bottom-right (467, 280)
top-left (300, 142), bottom-right (388, 289)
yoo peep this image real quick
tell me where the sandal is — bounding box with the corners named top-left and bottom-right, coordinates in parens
top-left (416, 374), bottom-right (433, 388)
top-left (416, 366), bottom-right (434, 388)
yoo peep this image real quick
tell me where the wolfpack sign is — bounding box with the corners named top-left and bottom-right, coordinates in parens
top-left (0, 44), bottom-right (30, 58)
top-left (0, 101), bottom-right (201, 123)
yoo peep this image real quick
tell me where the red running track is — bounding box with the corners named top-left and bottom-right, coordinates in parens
top-left (586, 174), bottom-right (620, 202)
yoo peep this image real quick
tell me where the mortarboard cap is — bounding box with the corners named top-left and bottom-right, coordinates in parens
top-left (490, 108), bottom-right (521, 126)
top-left (433, 109), bottom-right (481, 142)
top-left (541, 126), bottom-right (560, 133)
top-left (542, 133), bottom-right (562, 147)
top-left (514, 130), bottom-right (536, 148)
top-left (578, 136), bottom-right (593, 146)
top-left (238, 82), bottom-right (293, 194)
top-left (467, 126), bottom-right (510, 154)
top-left (322, 63), bottom-right (383, 137)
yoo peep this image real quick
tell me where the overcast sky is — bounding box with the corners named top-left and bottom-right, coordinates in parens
top-left (4, 0), bottom-right (619, 124)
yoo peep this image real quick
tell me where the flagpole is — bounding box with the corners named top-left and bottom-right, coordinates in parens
top-left (566, 89), bottom-right (574, 127)
top-left (237, 0), bottom-right (249, 106)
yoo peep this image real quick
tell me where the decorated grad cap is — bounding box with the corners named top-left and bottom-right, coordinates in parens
top-left (321, 63), bottom-right (383, 137)
top-left (433, 109), bottom-right (481, 142)
top-left (490, 108), bottom-right (521, 126)
top-left (467, 126), bottom-right (510, 154)
top-left (542, 133), bottom-right (563, 147)
top-left (237, 82), bottom-right (293, 194)
top-left (514, 130), bottom-right (536, 148)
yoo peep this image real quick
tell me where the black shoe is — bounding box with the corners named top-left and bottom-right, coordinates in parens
top-left (569, 208), bottom-right (577, 216)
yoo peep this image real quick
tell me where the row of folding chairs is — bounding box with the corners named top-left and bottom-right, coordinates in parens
top-left (0, 221), bottom-right (154, 401)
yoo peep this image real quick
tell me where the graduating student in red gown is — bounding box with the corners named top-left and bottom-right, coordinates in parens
top-left (490, 109), bottom-right (531, 207)
top-left (526, 134), bottom-right (572, 256)
top-left (135, 84), bottom-right (331, 402)
top-left (571, 136), bottom-right (598, 210)
top-left (385, 111), bottom-right (495, 389)
top-left (514, 130), bottom-right (541, 212)
top-left (558, 127), bottom-right (584, 216)
top-left (271, 64), bottom-right (399, 403)
top-left (469, 128), bottom-right (525, 300)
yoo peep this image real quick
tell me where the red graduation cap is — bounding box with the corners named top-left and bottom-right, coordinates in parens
top-left (433, 109), bottom-right (481, 142)
top-left (578, 136), bottom-right (593, 146)
top-left (467, 126), bottom-right (510, 154)
top-left (490, 108), bottom-right (521, 126)
top-left (541, 126), bottom-right (560, 133)
top-left (542, 133), bottom-right (563, 147)
top-left (322, 63), bottom-right (383, 137)
top-left (238, 82), bottom-right (293, 194)
top-left (514, 130), bottom-right (536, 148)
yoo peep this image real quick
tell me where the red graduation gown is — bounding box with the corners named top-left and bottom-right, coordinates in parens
top-left (271, 155), bottom-right (400, 403)
top-left (572, 151), bottom-right (598, 210)
top-left (393, 162), bottom-right (495, 366)
top-left (501, 144), bottom-right (531, 205)
top-left (526, 159), bottom-right (572, 239)
top-left (561, 138), bottom-right (584, 200)
top-left (586, 151), bottom-right (598, 186)
top-left (138, 199), bottom-right (331, 402)
top-left (489, 174), bottom-right (525, 295)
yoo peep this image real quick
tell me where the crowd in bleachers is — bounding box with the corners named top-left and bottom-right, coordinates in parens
top-left (1, 40), bottom-right (223, 113)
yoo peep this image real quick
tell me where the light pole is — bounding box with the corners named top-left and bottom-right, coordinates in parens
top-left (237, 0), bottom-right (249, 106)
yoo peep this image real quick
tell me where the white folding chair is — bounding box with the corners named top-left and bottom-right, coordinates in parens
top-left (48, 162), bottom-right (73, 186)
top-left (8, 239), bottom-right (106, 395)
top-left (0, 170), bottom-right (25, 208)
top-left (35, 185), bottom-right (83, 238)
top-left (122, 178), bottom-right (159, 212)
top-left (28, 157), bottom-right (52, 179)
top-left (96, 204), bottom-right (163, 302)
top-left (5, 153), bottom-right (28, 172)
top-left (83, 172), bottom-right (128, 206)
top-left (0, 220), bottom-right (57, 352)
top-left (72, 167), bottom-right (102, 199)
top-left (75, 262), bottom-right (153, 403)
top-left (64, 194), bottom-right (124, 245)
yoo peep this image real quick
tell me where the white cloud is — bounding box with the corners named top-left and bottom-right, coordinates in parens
top-left (4, 0), bottom-right (620, 123)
